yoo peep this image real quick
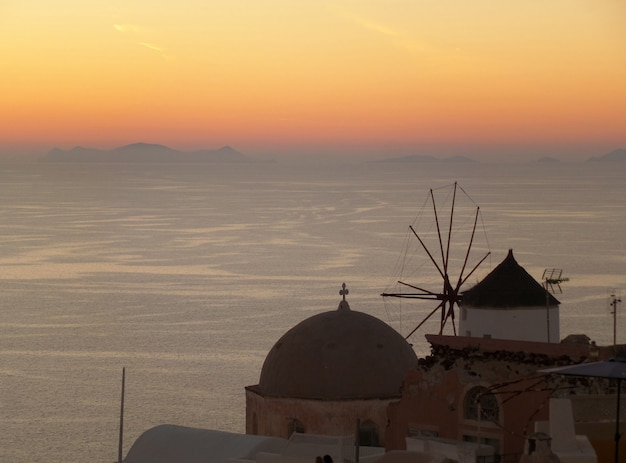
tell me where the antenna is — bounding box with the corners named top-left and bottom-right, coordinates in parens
top-left (609, 293), bottom-right (622, 347)
top-left (542, 269), bottom-right (569, 294)
top-left (542, 268), bottom-right (568, 343)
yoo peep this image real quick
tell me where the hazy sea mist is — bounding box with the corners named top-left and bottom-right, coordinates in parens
top-left (1, 160), bottom-right (625, 463)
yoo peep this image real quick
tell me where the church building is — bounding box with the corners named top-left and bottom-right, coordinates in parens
top-left (245, 284), bottom-right (418, 447)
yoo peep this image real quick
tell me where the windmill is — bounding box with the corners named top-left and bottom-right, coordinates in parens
top-left (381, 182), bottom-right (491, 339)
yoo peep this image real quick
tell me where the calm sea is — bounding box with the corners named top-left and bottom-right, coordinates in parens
top-left (1, 160), bottom-right (625, 463)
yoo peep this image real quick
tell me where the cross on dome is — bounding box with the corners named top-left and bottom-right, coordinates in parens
top-left (339, 282), bottom-right (349, 301)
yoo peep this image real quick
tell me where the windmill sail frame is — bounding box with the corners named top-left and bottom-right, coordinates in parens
top-left (382, 182), bottom-right (491, 339)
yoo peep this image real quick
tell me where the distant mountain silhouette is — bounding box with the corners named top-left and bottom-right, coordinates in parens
top-left (536, 156), bottom-right (560, 163)
top-left (445, 155), bottom-right (475, 163)
top-left (380, 154), bottom-right (476, 163)
top-left (587, 148), bottom-right (626, 162)
top-left (42, 143), bottom-right (250, 163)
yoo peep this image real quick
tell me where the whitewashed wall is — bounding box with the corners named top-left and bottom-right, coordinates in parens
top-left (459, 305), bottom-right (560, 343)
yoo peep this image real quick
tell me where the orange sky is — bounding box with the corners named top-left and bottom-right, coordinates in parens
top-left (1, 0), bottom-right (625, 160)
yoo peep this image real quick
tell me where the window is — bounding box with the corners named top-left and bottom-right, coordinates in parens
top-left (407, 426), bottom-right (439, 438)
top-left (252, 413), bottom-right (258, 435)
top-left (358, 420), bottom-right (380, 447)
top-left (464, 386), bottom-right (499, 422)
top-left (287, 418), bottom-right (305, 437)
top-left (463, 435), bottom-right (501, 455)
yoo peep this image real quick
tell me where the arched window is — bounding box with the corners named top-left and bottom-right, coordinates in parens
top-left (464, 386), bottom-right (499, 422)
top-left (358, 420), bottom-right (380, 447)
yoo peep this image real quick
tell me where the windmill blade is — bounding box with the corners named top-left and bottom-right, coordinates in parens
top-left (405, 301), bottom-right (445, 340)
top-left (409, 225), bottom-right (445, 280)
top-left (455, 205), bottom-right (480, 289)
top-left (381, 280), bottom-right (442, 300)
top-left (443, 182), bottom-right (458, 277)
top-left (397, 280), bottom-right (441, 296)
top-left (440, 301), bottom-right (458, 336)
top-left (458, 251), bottom-right (491, 290)
top-left (430, 188), bottom-right (449, 278)
top-left (382, 293), bottom-right (441, 300)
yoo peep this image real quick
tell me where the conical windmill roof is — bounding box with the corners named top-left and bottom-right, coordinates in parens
top-left (461, 249), bottom-right (560, 308)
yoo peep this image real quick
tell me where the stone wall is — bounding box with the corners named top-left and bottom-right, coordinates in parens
top-left (385, 335), bottom-right (623, 457)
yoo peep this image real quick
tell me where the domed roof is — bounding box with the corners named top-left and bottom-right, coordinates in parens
top-left (256, 285), bottom-right (418, 400)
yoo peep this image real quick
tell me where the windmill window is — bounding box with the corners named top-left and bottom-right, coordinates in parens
top-left (464, 386), bottom-right (499, 422)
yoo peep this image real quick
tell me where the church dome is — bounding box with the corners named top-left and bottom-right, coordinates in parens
top-left (257, 285), bottom-right (418, 400)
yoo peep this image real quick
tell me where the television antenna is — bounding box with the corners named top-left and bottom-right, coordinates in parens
top-left (609, 292), bottom-right (622, 347)
top-left (542, 269), bottom-right (568, 294)
top-left (542, 268), bottom-right (568, 343)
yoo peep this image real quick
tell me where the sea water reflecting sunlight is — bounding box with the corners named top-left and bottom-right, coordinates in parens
top-left (0, 160), bottom-right (625, 462)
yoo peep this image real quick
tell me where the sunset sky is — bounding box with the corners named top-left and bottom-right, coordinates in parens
top-left (2, 0), bottom-right (625, 160)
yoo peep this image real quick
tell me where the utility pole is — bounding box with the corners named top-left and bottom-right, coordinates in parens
top-left (119, 367), bottom-right (125, 463)
top-left (610, 294), bottom-right (622, 347)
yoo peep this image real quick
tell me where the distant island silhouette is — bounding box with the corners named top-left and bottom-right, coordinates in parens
top-left (41, 143), bottom-right (250, 163)
top-left (378, 148), bottom-right (626, 164)
top-left (587, 148), bottom-right (626, 162)
top-left (378, 154), bottom-right (476, 163)
top-left (536, 156), bottom-right (560, 163)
